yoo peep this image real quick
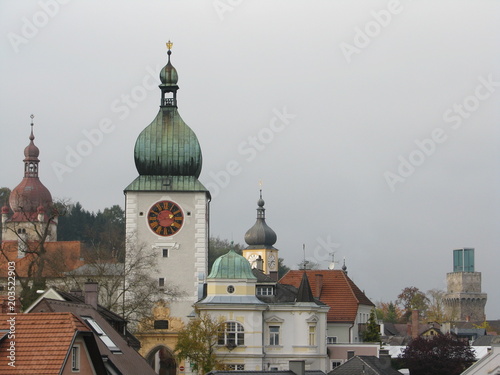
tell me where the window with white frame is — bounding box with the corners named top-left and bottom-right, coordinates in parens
top-left (218, 322), bottom-right (244, 347)
top-left (256, 286), bottom-right (274, 296)
top-left (308, 325), bottom-right (316, 346)
top-left (269, 326), bottom-right (280, 345)
top-left (72, 345), bottom-right (80, 371)
top-left (227, 364), bottom-right (245, 371)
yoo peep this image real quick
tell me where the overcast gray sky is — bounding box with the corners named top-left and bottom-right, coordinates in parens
top-left (1, 1), bottom-right (499, 318)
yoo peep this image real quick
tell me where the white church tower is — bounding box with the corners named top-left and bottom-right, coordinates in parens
top-left (124, 42), bottom-right (210, 371)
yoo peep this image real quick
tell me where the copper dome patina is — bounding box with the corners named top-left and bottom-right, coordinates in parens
top-left (160, 46), bottom-right (178, 86)
top-left (244, 192), bottom-right (277, 248)
top-left (133, 43), bottom-right (203, 179)
top-left (208, 250), bottom-right (256, 280)
top-left (134, 110), bottom-right (202, 177)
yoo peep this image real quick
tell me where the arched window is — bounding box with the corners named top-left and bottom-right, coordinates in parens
top-left (218, 322), bottom-right (244, 348)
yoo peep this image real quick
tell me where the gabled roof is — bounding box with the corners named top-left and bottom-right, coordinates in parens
top-left (461, 345), bottom-right (500, 375)
top-left (29, 299), bottom-right (156, 375)
top-left (252, 268), bottom-right (275, 283)
top-left (279, 270), bottom-right (374, 323)
top-left (0, 312), bottom-right (106, 374)
top-left (328, 356), bottom-right (402, 375)
top-left (0, 241), bottom-right (85, 277)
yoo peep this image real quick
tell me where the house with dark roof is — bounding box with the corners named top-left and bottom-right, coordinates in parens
top-left (26, 282), bottom-right (155, 375)
top-left (0, 312), bottom-right (106, 374)
top-left (208, 360), bottom-right (326, 375)
top-left (194, 249), bottom-right (330, 371)
top-left (327, 353), bottom-right (403, 375)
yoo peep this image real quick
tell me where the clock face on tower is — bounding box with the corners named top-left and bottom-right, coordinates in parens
top-left (147, 200), bottom-right (184, 236)
top-left (248, 253), bottom-right (259, 264)
top-left (268, 254), bottom-right (276, 270)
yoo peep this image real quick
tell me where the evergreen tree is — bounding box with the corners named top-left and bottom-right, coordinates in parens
top-left (363, 309), bottom-right (381, 343)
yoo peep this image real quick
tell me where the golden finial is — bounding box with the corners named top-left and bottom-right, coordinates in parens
top-left (166, 40), bottom-right (173, 50)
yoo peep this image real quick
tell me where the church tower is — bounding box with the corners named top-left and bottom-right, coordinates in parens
top-left (124, 43), bottom-right (209, 328)
top-left (443, 248), bottom-right (487, 321)
top-left (242, 191), bottom-right (279, 280)
top-left (2, 116), bottom-right (57, 244)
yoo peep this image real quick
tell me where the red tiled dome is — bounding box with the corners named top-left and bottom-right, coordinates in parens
top-left (9, 177), bottom-right (53, 214)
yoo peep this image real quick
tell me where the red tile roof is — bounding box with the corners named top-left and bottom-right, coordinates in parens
top-left (0, 312), bottom-right (91, 374)
top-left (0, 241), bottom-right (85, 278)
top-left (279, 270), bottom-right (374, 323)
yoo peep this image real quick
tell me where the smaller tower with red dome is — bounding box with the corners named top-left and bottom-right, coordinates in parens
top-left (1, 116), bottom-right (57, 244)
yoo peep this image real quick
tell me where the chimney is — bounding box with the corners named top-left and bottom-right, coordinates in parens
top-left (84, 281), bottom-right (98, 309)
top-left (256, 255), bottom-right (264, 271)
top-left (412, 310), bottom-right (419, 339)
top-left (378, 349), bottom-right (391, 369)
top-left (289, 361), bottom-right (305, 375)
top-left (315, 274), bottom-right (323, 298)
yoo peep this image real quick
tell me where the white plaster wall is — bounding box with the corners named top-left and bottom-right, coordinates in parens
top-left (125, 191), bottom-right (208, 321)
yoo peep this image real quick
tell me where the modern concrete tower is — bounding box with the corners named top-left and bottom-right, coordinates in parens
top-left (443, 248), bottom-right (487, 322)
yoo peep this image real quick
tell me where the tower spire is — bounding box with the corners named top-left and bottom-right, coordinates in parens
top-left (244, 190), bottom-right (277, 246)
top-left (159, 40), bottom-right (179, 108)
top-left (24, 114), bottom-right (40, 178)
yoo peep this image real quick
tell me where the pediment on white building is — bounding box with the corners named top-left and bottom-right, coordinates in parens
top-left (265, 315), bottom-right (284, 323)
top-left (306, 315), bottom-right (319, 323)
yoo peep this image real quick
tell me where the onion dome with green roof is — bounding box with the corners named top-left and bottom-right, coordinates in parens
top-left (125, 42), bottom-right (206, 192)
top-left (208, 250), bottom-right (256, 280)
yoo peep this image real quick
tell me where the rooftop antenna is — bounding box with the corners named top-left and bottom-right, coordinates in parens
top-left (328, 251), bottom-right (338, 270)
top-left (301, 244), bottom-right (309, 270)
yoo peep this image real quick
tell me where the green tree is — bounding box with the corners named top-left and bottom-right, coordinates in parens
top-left (397, 286), bottom-right (429, 322)
top-left (208, 237), bottom-right (243, 274)
top-left (175, 310), bottom-right (226, 374)
top-left (363, 309), bottom-right (381, 343)
top-left (0, 187), bottom-right (11, 235)
top-left (473, 320), bottom-right (492, 333)
top-left (426, 289), bottom-right (449, 323)
top-left (376, 301), bottom-right (402, 323)
top-left (400, 334), bottom-right (475, 375)
top-left (0, 199), bottom-right (70, 309)
top-left (278, 257), bottom-right (290, 279)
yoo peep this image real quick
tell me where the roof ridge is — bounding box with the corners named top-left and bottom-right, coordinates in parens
top-left (357, 356), bottom-right (381, 372)
top-left (340, 271), bottom-right (360, 304)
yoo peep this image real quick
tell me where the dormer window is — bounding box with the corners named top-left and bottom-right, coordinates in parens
top-left (256, 286), bottom-right (274, 296)
top-left (82, 316), bottom-right (121, 353)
